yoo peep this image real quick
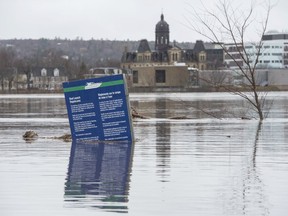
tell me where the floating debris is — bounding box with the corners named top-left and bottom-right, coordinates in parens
top-left (131, 107), bottom-right (149, 119)
top-left (53, 134), bottom-right (72, 142)
top-left (22, 131), bottom-right (72, 142)
top-left (23, 130), bottom-right (38, 141)
top-left (169, 115), bottom-right (192, 120)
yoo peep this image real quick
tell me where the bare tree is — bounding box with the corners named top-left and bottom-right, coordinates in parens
top-left (185, 0), bottom-right (273, 120)
top-left (200, 70), bottom-right (233, 90)
top-left (0, 48), bottom-right (16, 91)
top-left (15, 58), bottom-right (34, 90)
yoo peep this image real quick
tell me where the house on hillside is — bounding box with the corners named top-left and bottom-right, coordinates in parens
top-left (29, 67), bottom-right (68, 90)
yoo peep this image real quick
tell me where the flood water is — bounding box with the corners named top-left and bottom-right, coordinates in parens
top-left (0, 92), bottom-right (288, 216)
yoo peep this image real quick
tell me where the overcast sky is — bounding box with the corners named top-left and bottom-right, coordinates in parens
top-left (0, 0), bottom-right (287, 42)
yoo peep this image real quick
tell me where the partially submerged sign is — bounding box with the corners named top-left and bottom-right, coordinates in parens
top-left (63, 74), bottom-right (134, 142)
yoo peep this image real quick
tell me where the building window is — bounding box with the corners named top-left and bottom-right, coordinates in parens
top-left (41, 68), bottom-right (47, 76)
top-left (200, 54), bottom-right (206, 61)
top-left (272, 53), bottom-right (282, 56)
top-left (172, 53), bottom-right (177, 61)
top-left (133, 70), bottom-right (138, 83)
top-left (172, 53), bottom-right (178, 61)
top-left (54, 68), bottom-right (59, 76)
top-left (155, 70), bottom-right (166, 83)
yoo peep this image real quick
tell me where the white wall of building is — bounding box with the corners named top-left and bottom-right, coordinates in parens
top-left (224, 31), bottom-right (288, 70)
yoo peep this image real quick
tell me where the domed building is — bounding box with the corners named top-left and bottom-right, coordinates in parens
top-left (121, 13), bottom-right (224, 89)
top-left (155, 13), bottom-right (170, 51)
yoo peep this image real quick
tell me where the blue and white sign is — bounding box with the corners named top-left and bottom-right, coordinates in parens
top-left (63, 74), bottom-right (134, 142)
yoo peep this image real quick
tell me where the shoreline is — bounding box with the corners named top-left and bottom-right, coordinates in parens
top-left (1, 85), bottom-right (287, 94)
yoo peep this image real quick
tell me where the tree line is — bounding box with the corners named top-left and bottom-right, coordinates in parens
top-left (0, 39), bottom-right (143, 90)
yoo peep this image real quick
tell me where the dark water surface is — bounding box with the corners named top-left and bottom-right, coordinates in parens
top-left (0, 92), bottom-right (288, 216)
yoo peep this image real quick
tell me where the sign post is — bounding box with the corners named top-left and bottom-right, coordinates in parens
top-left (63, 74), bottom-right (134, 142)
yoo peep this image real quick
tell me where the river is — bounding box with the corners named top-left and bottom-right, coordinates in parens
top-left (0, 92), bottom-right (288, 216)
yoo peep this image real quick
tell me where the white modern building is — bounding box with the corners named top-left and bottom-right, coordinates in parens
top-left (225, 31), bottom-right (288, 69)
top-left (224, 43), bottom-right (244, 69)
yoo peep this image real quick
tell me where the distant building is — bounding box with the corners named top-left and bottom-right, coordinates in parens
top-left (131, 65), bottom-right (189, 89)
top-left (84, 67), bottom-right (124, 79)
top-left (225, 31), bottom-right (288, 69)
top-left (223, 43), bottom-right (244, 69)
top-left (30, 67), bottom-right (68, 90)
top-left (260, 31), bottom-right (288, 68)
top-left (121, 13), bottom-right (224, 89)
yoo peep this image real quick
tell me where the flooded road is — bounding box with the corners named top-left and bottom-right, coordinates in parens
top-left (0, 92), bottom-right (288, 216)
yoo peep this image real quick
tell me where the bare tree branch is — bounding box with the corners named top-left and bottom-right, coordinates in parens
top-left (184, 0), bottom-right (273, 120)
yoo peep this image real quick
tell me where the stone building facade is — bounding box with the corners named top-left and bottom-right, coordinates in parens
top-left (131, 65), bottom-right (189, 88)
top-left (121, 13), bottom-right (224, 88)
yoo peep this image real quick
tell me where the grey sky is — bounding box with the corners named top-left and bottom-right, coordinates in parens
top-left (0, 0), bottom-right (287, 42)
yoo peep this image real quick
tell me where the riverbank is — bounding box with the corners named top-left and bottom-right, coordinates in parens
top-left (1, 85), bottom-right (286, 94)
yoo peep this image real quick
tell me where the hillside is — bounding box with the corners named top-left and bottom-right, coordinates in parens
top-left (0, 38), bottom-right (194, 68)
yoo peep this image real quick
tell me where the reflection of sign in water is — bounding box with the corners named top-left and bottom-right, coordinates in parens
top-left (62, 74), bottom-right (134, 142)
top-left (64, 141), bottom-right (134, 212)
